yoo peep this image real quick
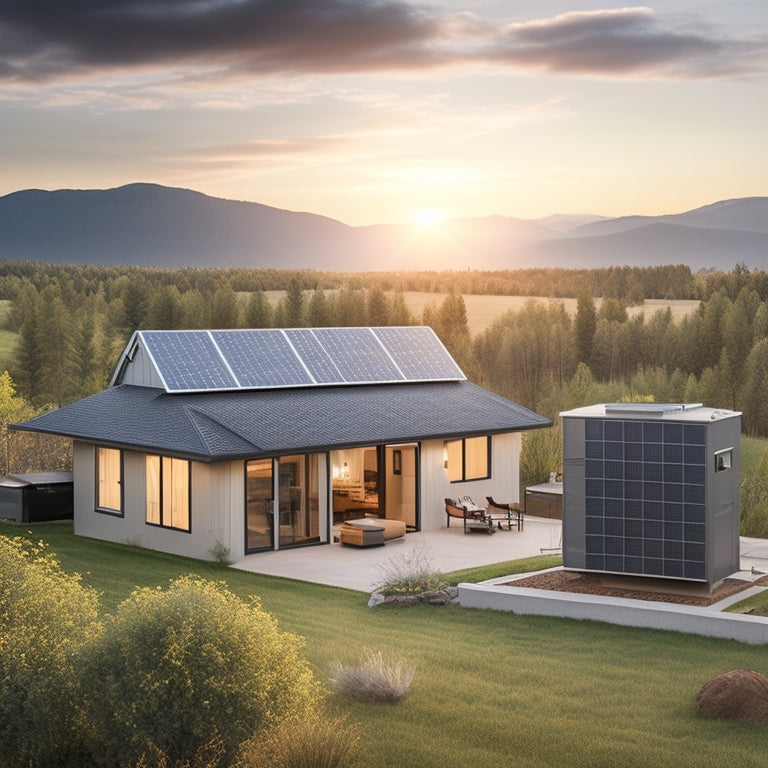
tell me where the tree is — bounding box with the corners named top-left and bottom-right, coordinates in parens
top-left (209, 283), bottom-right (240, 329)
top-left (306, 288), bottom-right (333, 327)
top-left (366, 286), bottom-right (390, 326)
top-left (78, 576), bottom-right (320, 768)
top-left (283, 279), bottom-right (305, 327)
top-left (574, 294), bottom-right (597, 366)
top-left (741, 338), bottom-right (768, 436)
top-left (244, 291), bottom-right (274, 328)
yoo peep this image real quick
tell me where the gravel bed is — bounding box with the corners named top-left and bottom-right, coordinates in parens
top-left (504, 570), bottom-right (768, 607)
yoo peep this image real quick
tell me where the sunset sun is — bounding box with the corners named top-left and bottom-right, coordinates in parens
top-left (411, 207), bottom-right (447, 228)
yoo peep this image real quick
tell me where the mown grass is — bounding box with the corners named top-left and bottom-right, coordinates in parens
top-left (5, 521), bottom-right (768, 768)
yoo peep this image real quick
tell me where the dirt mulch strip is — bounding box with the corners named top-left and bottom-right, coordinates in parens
top-left (504, 570), bottom-right (768, 607)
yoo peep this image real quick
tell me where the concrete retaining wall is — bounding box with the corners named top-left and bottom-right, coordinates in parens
top-left (458, 583), bottom-right (768, 645)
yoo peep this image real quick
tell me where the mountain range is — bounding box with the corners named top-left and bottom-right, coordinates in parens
top-left (1, 183), bottom-right (767, 272)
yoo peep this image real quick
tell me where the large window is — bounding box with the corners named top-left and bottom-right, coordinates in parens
top-left (96, 447), bottom-right (122, 514)
top-left (445, 436), bottom-right (490, 482)
top-left (146, 455), bottom-right (191, 532)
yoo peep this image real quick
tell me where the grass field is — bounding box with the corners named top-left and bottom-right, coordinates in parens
top-left (262, 290), bottom-right (699, 337)
top-left (5, 521), bottom-right (768, 768)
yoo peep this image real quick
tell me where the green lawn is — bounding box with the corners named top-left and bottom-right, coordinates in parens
top-left (5, 522), bottom-right (768, 768)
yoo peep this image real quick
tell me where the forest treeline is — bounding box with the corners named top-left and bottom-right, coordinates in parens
top-left (2, 259), bottom-right (768, 433)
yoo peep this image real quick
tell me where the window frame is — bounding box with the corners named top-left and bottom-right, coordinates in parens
top-left (145, 454), bottom-right (192, 533)
top-left (714, 448), bottom-right (733, 473)
top-left (444, 435), bottom-right (491, 483)
top-left (95, 446), bottom-right (123, 516)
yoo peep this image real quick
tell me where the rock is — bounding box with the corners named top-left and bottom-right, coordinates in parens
top-left (697, 669), bottom-right (768, 723)
top-left (368, 593), bottom-right (386, 607)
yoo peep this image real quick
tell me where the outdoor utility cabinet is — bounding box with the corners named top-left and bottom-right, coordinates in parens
top-left (560, 404), bottom-right (741, 586)
top-left (0, 472), bottom-right (74, 524)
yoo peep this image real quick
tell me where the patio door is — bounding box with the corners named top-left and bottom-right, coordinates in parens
top-left (278, 454), bottom-right (320, 547)
top-left (386, 443), bottom-right (418, 529)
top-left (245, 459), bottom-right (273, 553)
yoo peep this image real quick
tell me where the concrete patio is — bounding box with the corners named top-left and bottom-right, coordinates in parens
top-left (233, 515), bottom-right (564, 592)
top-left (232, 518), bottom-right (768, 597)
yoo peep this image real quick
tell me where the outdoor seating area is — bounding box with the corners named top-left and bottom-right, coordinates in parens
top-left (445, 496), bottom-right (524, 534)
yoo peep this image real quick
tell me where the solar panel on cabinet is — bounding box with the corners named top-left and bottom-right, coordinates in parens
top-left (140, 331), bottom-right (237, 392)
top-left (211, 330), bottom-right (312, 388)
top-left (372, 326), bottom-right (465, 381)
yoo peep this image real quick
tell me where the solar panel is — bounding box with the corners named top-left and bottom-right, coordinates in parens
top-left (284, 329), bottom-right (342, 384)
top-left (211, 330), bottom-right (312, 388)
top-left (133, 327), bottom-right (465, 393)
top-left (311, 328), bottom-right (403, 383)
top-left (373, 326), bottom-right (465, 380)
top-left (141, 331), bottom-right (237, 392)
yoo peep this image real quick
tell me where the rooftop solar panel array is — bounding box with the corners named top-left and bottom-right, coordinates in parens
top-left (137, 327), bottom-right (465, 393)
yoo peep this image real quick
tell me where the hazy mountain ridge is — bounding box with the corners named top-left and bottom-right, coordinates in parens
top-left (1, 183), bottom-right (766, 271)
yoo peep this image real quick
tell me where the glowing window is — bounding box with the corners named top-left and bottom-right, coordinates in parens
top-left (145, 455), bottom-right (190, 531)
top-left (96, 447), bottom-right (122, 514)
top-left (444, 436), bottom-right (490, 482)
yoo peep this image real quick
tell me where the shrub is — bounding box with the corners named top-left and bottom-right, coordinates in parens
top-left (329, 649), bottom-right (414, 704)
top-left (207, 538), bottom-right (232, 565)
top-left (0, 535), bottom-right (102, 768)
top-left (78, 575), bottom-right (321, 768)
top-left (373, 543), bottom-right (446, 595)
top-left (235, 715), bottom-right (364, 768)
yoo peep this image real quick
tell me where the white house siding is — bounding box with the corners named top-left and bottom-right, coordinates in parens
top-left (115, 344), bottom-right (165, 389)
top-left (73, 441), bottom-right (243, 562)
top-left (418, 432), bottom-right (522, 530)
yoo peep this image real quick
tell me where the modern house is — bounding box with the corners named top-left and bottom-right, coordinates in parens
top-left (14, 327), bottom-right (550, 563)
top-left (561, 402), bottom-right (741, 587)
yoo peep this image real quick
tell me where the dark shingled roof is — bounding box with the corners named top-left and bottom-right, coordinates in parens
top-left (14, 382), bottom-right (551, 462)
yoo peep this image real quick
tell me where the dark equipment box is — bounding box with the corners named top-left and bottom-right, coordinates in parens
top-left (0, 472), bottom-right (74, 523)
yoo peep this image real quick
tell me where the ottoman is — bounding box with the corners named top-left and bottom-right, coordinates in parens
top-left (340, 519), bottom-right (385, 547)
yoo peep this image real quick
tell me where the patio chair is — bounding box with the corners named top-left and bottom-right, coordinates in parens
top-left (444, 497), bottom-right (493, 534)
top-left (486, 496), bottom-right (524, 531)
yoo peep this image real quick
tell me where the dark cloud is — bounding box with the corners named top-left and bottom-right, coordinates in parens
top-left (0, 0), bottom-right (442, 82)
top-left (0, 2), bottom-right (765, 84)
top-left (485, 8), bottom-right (767, 78)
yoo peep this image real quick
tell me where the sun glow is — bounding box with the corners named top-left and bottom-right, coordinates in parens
top-left (411, 207), bottom-right (447, 228)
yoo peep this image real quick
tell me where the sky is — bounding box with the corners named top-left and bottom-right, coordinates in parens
top-left (1, 1), bottom-right (767, 226)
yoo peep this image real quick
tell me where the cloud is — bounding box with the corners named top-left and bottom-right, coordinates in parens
top-left (484, 7), bottom-right (768, 78)
top-left (0, 1), bottom-right (765, 85)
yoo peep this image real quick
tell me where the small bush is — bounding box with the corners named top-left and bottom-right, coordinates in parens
top-left (208, 538), bottom-right (232, 565)
top-left (235, 715), bottom-right (364, 768)
top-left (78, 575), bottom-right (320, 768)
top-left (330, 649), bottom-right (414, 704)
top-left (373, 543), bottom-right (446, 595)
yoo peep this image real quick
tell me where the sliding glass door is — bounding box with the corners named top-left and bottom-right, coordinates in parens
top-left (278, 453), bottom-right (320, 547)
top-left (245, 459), bottom-right (273, 553)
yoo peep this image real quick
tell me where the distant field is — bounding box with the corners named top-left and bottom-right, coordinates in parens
top-left (263, 291), bottom-right (700, 336)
